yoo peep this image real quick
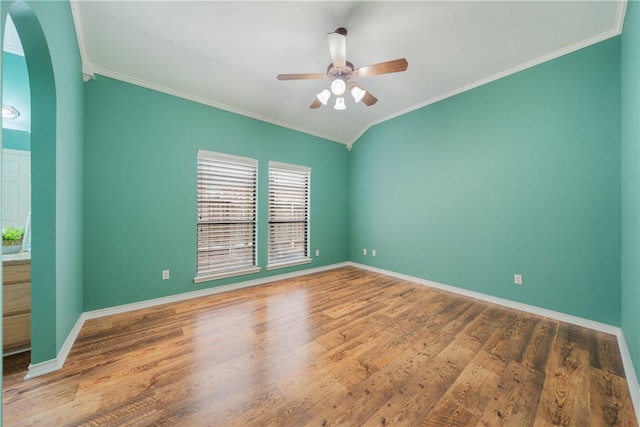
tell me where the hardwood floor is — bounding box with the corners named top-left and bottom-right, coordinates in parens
top-left (3, 266), bottom-right (638, 426)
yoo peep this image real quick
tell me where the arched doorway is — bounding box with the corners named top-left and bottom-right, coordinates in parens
top-left (2, 13), bottom-right (32, 356)
top-left (2, 0), bottom-right (58, 372)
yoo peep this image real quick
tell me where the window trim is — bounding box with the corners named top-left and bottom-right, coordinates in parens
top-left (267, 161), bottom-right (312, 271)
top-left (193, 266), bottom-right (261, 283)
top-left (194, 149), bottom-right (261, 284)
top-left (266, 258), bottom-right (313, 271)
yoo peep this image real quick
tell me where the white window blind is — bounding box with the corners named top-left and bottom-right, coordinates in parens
top-left (268, 161), bottom-right (311, 270)
top-left (195, 150), bottom-right (259, 282)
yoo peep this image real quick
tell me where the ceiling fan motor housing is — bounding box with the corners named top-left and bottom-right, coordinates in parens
top-left (276, 26), bottom-right (406, 109)
top-left (327, 61), bottom-right (355, 80)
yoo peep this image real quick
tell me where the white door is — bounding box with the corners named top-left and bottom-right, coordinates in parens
top-left (2, 149), bottom-right (31, 229)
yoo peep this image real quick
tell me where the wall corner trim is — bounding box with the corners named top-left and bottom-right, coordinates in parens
top-left (25, 313), bottom-right (85, 379)
top-left (24, 262), bottom-right (349, 379)
top-left (348, 261), bottom-right (640, 422)
top-left (69, 0), bottom-right (92, 81)
top-left (615, 0), bottom-right (628, 35)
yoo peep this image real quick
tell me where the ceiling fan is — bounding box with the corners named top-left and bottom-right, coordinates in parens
top-left (277, 28), bottom-right (408, 110)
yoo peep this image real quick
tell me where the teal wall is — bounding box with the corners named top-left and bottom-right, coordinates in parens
top-left (349, 38), bottom-right (621, 326)
top-left (1, 0), bottom-right (637, 387)
top-left (35, 0), bottom-right (85, 361)
top-left (2, 0), bottom-right (84, 364)
top-left (2, 46), bottom-right (31, 151)
top-left (621, 0), bottom-right (640, 383)
top-left (83, 76), bottom-right (349, 310)
top-left (2, 128), bottom-right (29, 151)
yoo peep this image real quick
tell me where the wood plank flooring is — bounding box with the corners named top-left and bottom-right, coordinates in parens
top-left (3, 266), bottom-right (638, 426)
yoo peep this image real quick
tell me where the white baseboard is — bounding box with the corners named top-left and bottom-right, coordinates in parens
top-left (24, 262), bottom-right (349, 379)
top-left (615, 329), bottom-right (640, 421)
top-left (21, 260), bottom-right (640, 422)
top-left (25, 313), bottom-right (85, 379)
top-left (349, 262), bottom-right (640, 421)
top-left (24, 357), bottom-right (61, 380)
top-left (349, 262), bottom-right (620, 334)
top-left (83, 262), bottom-right (349, 320)
top-left (3, 347), bottom-right (30, 357)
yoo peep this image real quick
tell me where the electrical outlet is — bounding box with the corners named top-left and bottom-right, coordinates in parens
top-left (162, 270), bottom-right (170, 280)
top-left (372, 249), bottom-right (377, 257)
top-left (514, 274), bottom-right (523, 285)
top-left (315, 249), bottom-right (320, 257)
top-left (363, 248), bottom-right (367, 255)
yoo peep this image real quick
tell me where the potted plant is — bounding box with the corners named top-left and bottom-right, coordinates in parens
top-left (2, 227), bottom-right (25, 254)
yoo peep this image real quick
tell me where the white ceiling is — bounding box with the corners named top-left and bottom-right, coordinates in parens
top-left (71, 1), bottom-right (625, 146)
top-left (3, 15), bottom-right (22, 56)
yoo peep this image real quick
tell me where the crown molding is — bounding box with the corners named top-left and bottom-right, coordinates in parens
top-left (614, 0), bottom-right (628, 35)
top-left (67, 0), bottom-right (627, 151)
top-left (349, 23), bottom-right (625, 148)
top-left (3, 42), bottom-right (23, 57)
top-left (66, 0), bottom-right (347, 146)
top-left (69, 1), bottom-right (94, 81)
top-left (90, 66), bottom-right (348, 146)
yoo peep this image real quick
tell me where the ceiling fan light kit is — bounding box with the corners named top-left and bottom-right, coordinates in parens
top-left (350, 85), bottom-right (366, 103)
top-left (277, 27), bottom-right (408, 111)
top-left (330, 78), bottom-right (346, 96)
top-left (316, 89), bottom-right (331, 106)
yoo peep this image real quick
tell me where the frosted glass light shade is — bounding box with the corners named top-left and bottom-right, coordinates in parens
top-left (334, 97), bottom-right (346, 110)
top-left (330, 79), bottom-right (346, 96)
top-left (316, 89), bottom-right (331, 105)
top-left (351, 86), bottom-right (366, 103)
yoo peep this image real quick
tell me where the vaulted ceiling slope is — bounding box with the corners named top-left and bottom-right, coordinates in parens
top-left (71, 1), bottom-right (626, 147)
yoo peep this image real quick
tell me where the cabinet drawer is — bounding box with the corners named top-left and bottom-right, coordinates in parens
top-left (3, 262), bottom-right (31, 285)
top-left (3, 313), bottom-right (30, 352)
top-left (3, 282), bottom-right (30, 316)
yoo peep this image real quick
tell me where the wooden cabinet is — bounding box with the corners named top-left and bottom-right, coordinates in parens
top-left (3, 258), bottom-right (30, 353)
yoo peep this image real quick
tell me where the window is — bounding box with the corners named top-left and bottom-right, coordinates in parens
top-left (195, 150), bottom-right (260, 282)
top-left (267, 161), bottom-right (312, 270)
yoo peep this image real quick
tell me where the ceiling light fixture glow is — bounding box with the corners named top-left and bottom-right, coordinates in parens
top-left (351, 86), bottom-right (366, 103)
top-left (2, 105), bottom-right (19, 120)
top-left (316, 89), bottom-right (331, 105)
top-left (330, 79), bottom-right (346, 96)
top-left (334, 97), bottom-right (346, 111)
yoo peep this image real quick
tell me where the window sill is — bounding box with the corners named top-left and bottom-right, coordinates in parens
top-left (266, 258), bottom-right (313, 271)
top-left (193, 266), bottom-right (261, 284)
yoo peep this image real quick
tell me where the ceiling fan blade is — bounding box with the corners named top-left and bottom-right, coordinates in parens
top-left (277, 73), bottom-right (326, 81)
top-left (355, 58), bottom-right (408, 78)
top-left (328, 28), bottom-right (347, 69)
top-left (362, 91), bottom-right (378, 106)
top-left (310, 99), bottom-right (322, 109)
